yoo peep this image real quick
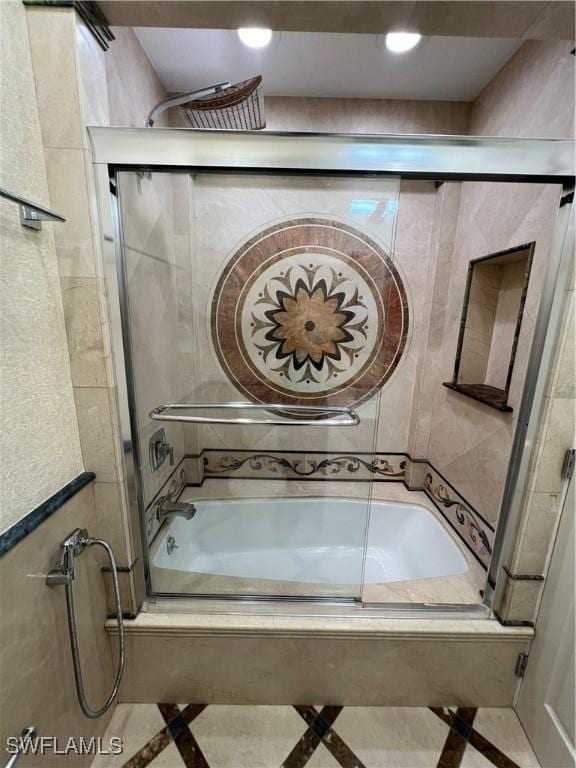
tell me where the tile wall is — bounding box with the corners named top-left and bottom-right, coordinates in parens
top-left (0, 0), bottom-right (84, 533)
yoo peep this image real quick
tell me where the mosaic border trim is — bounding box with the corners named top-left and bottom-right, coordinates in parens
top-left (203, 449), bottom-right (407, 481)
top-left (0, 471), bottom-right (95, 557)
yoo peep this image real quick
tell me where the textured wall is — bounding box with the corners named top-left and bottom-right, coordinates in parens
top-left (0, 0), bottom-right (83, 534)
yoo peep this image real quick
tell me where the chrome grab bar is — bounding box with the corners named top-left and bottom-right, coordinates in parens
top-left (0, 186), bottom-right (66, 231)
top-left (4, 727), bottom-right (37, 768)
top-left (150, 402), bottom-right (360, 426)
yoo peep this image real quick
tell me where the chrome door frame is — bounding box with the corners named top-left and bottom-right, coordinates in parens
top-left (89, 128), bottom-right (574, 617)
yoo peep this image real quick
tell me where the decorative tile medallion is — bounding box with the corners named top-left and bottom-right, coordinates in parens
top-left (211, 218), bottom-right (409, 418)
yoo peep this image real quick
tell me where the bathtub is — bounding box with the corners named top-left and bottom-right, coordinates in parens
top-left (149, 498), bottom-right (468, 597)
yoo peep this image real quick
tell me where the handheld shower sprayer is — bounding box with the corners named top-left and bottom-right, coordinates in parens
top-left (46, 529), bottom-right (125, 718)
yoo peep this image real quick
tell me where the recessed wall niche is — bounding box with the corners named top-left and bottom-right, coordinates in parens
top-left (444, 242), bottom-right (535, 412)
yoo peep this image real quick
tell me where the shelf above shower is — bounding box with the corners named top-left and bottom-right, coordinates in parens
top-left (149, 402), bottom-right (360, 426)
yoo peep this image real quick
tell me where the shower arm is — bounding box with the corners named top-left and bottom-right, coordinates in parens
top-left (145, 81), bottom-right (231, 127)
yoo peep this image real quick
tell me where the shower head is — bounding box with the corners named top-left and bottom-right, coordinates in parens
top-left (145, 76), bottom-right (266, 130)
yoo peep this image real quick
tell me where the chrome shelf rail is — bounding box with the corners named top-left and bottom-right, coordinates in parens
top-left (0, 186), bottom-right (66, 231)
top-left (150, 402), bottom-right (360, 426)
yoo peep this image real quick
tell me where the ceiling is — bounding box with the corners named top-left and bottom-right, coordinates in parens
top-left (134, 28), bottom-right (523, 101)
top-left (104, 1), bottom-right (575, 40)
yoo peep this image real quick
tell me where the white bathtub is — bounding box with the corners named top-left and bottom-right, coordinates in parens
top-left (151, 498), bottom-right (468, 590)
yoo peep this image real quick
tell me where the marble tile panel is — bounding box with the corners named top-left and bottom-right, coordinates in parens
top-left (74, 386), bottom-right (124, 482)
top-left (91, 704), bottom-right (168, 768)
top-left (437, 424), bottom-right (513, 525)
top-left (106, 27), bottom-right (170, 128)
top-left (125, 248), bottom-right (181, 426)
top-left (265, 96), bottom-right (471, 135)
top-left (191, 705), bottom-right (306, 767)
top-left (549, 289), bottom-right (575, 400)
top-left (93, 481), bottom-right (134, 565)
top-left (510, 490), bottom-right (562, 575)
top-left (332, 707), bottom-right (449, 767)
top-left (120, 173), bottom-right (176, 267)
top-left (45, 147), bottom-right (98, 278)
top-left (60, 277), bottom-right (108, 387)
top-left (529, 396), bottom-right (575, 493)
top-left (459, 708), bottom-right (540, 767)
top-left (75, 17), bottom-right (109, 132)
top-left (305, 744), bottom-right (341, 766)
top-left (470, 41), bottom-right (574, 139)
top-left (180, 479), bottom-right (371, 503)
top-left (26, 6), bottom-right (84, 149)
top-left (499, 578), bottom-right (542, 625)
top-left (113, 631), bottom-right (527, 706)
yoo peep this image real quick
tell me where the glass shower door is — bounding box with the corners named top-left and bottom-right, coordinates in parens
top-left (116, 169), bottom-right (403, 600)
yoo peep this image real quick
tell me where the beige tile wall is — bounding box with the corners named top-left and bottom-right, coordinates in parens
top-left (24, 8), bottom-right (182, 611)
top-left (265, 96), bottom-right (471, 134)
top-left (0, 483), bottom-right (116, 766)
top-left (408, 40), bottom-right (574, 531)
top-left (0, 0), bottom-right (83, 533)
top-left (458, 262), bottom-right (501, 385)
top-left (26, 7), bottom-right (137, 611)
top-left (499, 270), bottom-right (575, 623)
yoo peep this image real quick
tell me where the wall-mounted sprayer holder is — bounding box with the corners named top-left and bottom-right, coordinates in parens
top-left (46, 528), bottom-right (125, 718)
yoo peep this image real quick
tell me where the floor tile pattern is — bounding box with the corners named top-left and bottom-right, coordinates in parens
top-left (94, 705), bottom-right (540, 768)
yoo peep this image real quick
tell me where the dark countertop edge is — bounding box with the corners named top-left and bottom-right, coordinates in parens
top-left (0, 471), bottom-right (96, 558)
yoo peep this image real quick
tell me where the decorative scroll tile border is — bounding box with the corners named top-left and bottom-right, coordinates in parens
top-left (422, 465), bottom-right (495, 570)
top-left (202, 450), bottom-right (407, 482)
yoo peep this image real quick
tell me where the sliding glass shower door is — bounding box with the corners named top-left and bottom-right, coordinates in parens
top-left (116, 169), bottom-right (403, 600)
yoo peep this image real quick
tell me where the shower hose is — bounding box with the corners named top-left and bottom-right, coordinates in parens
top-left (65, 537), bottom-right (125, 719)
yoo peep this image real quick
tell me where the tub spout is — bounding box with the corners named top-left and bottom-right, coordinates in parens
top-left (156, 497), bottom-right (197, 523)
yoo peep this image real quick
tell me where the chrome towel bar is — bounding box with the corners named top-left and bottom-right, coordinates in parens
top-left (0, 186), bottom-right (66, 231)
top-left (150, 402), bottom-right (360, 426)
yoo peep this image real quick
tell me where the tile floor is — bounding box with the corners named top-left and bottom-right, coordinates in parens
top-left (92, 704), bottom-right (540, 768)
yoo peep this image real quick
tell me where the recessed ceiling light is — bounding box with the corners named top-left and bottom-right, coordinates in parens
top-left (385, 32), bottom-right (422, 53)
top-left (237, 27), bottom-right (273, 48)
